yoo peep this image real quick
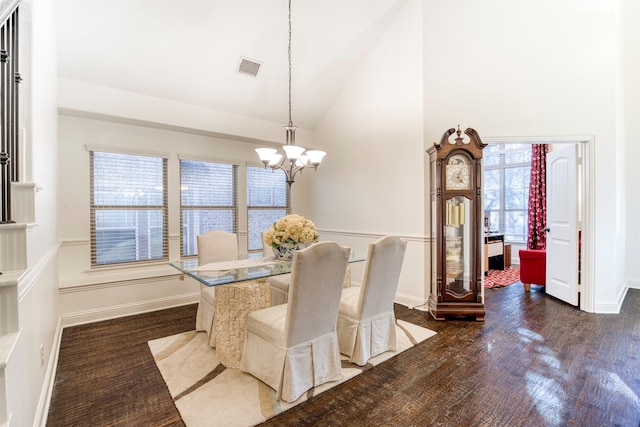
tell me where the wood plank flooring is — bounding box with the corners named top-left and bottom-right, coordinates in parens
top-left (46, 284), bottom-right (640, 427)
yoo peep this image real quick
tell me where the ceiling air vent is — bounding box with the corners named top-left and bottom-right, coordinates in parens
top-left (238, 57), bottom-right (261, 77)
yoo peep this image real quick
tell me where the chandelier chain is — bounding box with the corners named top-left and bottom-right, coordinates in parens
top-left (254, 0), bottom-right (325, 185)
top-left (288, 0), bottom-right (293, 127)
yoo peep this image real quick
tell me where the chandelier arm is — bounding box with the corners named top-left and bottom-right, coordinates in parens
top-left (268, 161), bottom-right (304, 187)
top-left (273, 153), bottom-right (287, 170)
top-left (269, 164), bottom-right (285, 174)
top-left (287, 163), bottom-right (305, 185)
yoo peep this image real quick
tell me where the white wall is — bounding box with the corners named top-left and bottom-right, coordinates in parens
top-left (621, 0), bottom-right (640, 290)
top-left (311, 0), bottom-right (427, 308)
top-left (57, 78), bottom-right (316, 149)
top-left (7, 0), bottom-right (60, 425)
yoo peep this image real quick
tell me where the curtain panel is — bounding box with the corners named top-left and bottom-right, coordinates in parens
top-left (527, 144), bottom-right (548, 250)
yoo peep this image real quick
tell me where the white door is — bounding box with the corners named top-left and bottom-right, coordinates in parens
top-left (546, 144), bottom-right (580, 306)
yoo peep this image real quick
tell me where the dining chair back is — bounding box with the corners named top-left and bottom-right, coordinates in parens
top-left (197, 230), bottom-right (238, 264)
top-left (240, 241), bottom-right (350, 402)
top-left (337, 235), bottom-right (407, 365)
top-left (262, 230), bottom-right (293, 305)
top-left (285, 242), bottom-right (349, 347)
top-left (195, 230), bottom-right (239, 347)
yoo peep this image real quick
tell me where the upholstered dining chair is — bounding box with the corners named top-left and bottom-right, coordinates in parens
top-left (195, 230), bottom-right (239, 347)
top-left (336, 235), bottom-right (407, 366)
top-left (261, 231), bottom-right (293, 306)
top-left (267, 274), bottom-right (291, 306)
top-left (268, 267), bottom-right (351, 306)
top-left (239, 241), bottom-right (350, 402)
top-left (266, 232), bottom-right (351, 305)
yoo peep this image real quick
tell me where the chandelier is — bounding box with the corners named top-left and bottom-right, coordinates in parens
top-left (255, 0), bottom-right (326, 186)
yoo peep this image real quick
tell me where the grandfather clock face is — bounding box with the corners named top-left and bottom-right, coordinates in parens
top-left (445, 154), bottom-right (471, 190)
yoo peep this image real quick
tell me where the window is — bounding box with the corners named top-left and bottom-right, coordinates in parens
top-left (90, 150), bottom-right (168, 266)
top-left (483, 144), bottom-right (531, 242)
top-left (247, 166), bottom-right (290, 253)
top-left (180, 159), bottom-right (238, 257)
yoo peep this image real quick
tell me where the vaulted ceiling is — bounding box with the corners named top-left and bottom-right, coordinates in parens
top-left (55, 0), bottom-right (404, 131)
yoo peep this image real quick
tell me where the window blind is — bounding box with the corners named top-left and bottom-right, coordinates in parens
top-left (180, 159), bottom-right (238, 257)
top-left (246, 166), bottom-right (290, 252)
top-left (90, 151), bottom-right (168, 266)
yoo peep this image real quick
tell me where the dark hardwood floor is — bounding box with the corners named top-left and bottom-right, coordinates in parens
top-left (47, 284), bottom-right (640, 427)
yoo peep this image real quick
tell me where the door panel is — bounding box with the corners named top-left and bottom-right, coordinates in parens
top-left (546, 145), bottom-right (579, 306)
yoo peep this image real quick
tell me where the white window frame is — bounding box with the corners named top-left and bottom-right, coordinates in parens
top-left (88, 147), bottom-right (169, 267)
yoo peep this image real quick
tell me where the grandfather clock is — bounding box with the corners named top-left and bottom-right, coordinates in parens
top-left (427, 126), bottom-right (486, 321)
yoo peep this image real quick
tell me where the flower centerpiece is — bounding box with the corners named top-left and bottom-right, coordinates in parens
top-left (264, 214), bottom-right (319, 260)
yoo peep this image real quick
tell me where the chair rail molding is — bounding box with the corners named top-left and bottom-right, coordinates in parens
top-left (318, 229), bottom-right (429, 243)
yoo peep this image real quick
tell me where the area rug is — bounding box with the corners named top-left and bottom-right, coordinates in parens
top-left (485, 267), bottom-right (521, 289)
top-left (148, 320), bottom-right (436, 427)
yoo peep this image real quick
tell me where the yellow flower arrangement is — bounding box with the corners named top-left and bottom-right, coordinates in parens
top-left (263, 214), bottom-right (319, 248)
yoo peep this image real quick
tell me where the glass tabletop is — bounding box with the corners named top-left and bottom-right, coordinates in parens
top-left (170, 251), bottom-right (366, 287)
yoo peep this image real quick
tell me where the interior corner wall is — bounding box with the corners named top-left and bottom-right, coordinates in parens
top-left (312, 1), bottom-right (428, 307)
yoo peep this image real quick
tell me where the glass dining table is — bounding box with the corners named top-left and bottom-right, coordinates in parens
top-left (169, 250), bottom-right (366, 287)
top-left (169, 250), bottom-right (366, 368)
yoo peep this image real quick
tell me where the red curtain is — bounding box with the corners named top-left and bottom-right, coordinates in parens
top-left (527, 144), bottom-right (548, 250)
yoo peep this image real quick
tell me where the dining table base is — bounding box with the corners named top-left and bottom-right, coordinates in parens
top-left (214, 279), bottom-right (270, 368)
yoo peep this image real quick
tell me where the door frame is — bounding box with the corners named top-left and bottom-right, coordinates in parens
top-left (483, 135), bottom-right (594, 313)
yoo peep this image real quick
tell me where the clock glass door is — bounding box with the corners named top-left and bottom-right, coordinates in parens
top-left (444, 195), bottom-right (472, 298)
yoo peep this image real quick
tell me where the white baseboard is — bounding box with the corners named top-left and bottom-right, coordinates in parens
top-left (626, 280), bottom-right (640, 290)
top-left (61, 293), bottom-right (199, 327)
top-left (594, 285), bottom-right (628, 314)
top-left (35, 316), bottom-right (63, 427)
top-left (395, 292), bottom-right (428, 311)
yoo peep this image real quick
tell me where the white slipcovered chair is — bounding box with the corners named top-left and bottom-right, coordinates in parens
top-left (195, 230), bottom-right (239, 347)
top-left (268, 267), bottom-right (351, 306)
top-left (239, 241), bottom-right (350, 402)
top-left (261, 232), bottom-right (293, 306)
top-left (337, 235), bottom-right (407, 366)
top-left (267, 274), bottom-right (292, 306)
top-left (265, 231), bottom-right (350, 306)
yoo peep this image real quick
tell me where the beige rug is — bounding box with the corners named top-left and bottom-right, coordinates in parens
top-left (148, 320), bottom-right (436, 427)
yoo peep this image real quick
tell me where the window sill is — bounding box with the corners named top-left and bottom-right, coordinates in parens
top-left (60, 262), bottom-right (180, 289)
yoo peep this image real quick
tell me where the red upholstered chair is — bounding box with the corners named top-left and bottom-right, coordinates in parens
top-left (518, 249), bottom-right (546, 291)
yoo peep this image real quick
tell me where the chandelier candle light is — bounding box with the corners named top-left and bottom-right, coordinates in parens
top-left (255, 0), bottom-right (326, 186)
